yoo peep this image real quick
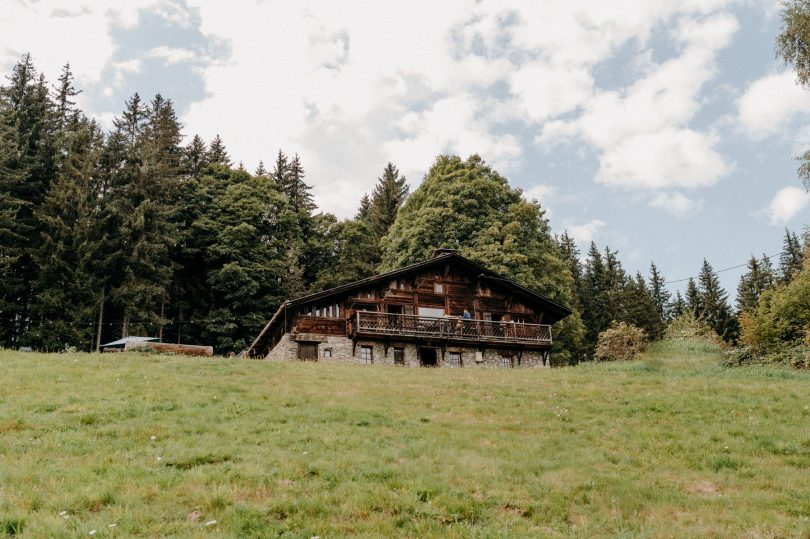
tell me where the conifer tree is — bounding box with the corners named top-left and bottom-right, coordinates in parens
top-left (737, 254), bottom-right (775, 313)
top-left (779, 229), bottom-right (804, 283)
top-left (671, 290), bottom-right (686, 319)
top-left (622, 272), bottom-right (663, 340)
top-left (30, 119), bottom-right (105, 350)
top-left (103, 93), bottom-right (179, 337)
top-left (0, 54), bottom-right (56, 347)
top-left (283, 153), bottom-right (316, 214)
top-left (255, 160), bottom-right (268, 177)
top-left (685, 278), bottom-right (700, 316)
top-left (207, 134), bottom-right (231, 166)
top-left (183, 134), bottom-right (208, 177)
top-left (53, 62), bottom-right (80, 130)
top-left (649, 262), bottom-right (671, 323)
top-left (368, 162), bottom-right (408, 240)
top-left (696, 259), bottom-right (737, 340)
top-left (356, 194), bottom-right (371, 221)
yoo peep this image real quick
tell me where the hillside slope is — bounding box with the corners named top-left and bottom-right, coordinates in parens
top-left (1, 341), bottom-right (808, 537)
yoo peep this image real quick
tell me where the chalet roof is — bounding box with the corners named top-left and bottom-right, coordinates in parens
top-left (247, 252), bottom-right (572, 355)
top-left (287, 252), bottom-right (571, 320)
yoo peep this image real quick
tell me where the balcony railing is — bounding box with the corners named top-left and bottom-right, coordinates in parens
top-left (349, 311), bottom-right (552, 345)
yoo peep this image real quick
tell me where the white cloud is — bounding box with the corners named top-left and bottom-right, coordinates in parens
top-left (0, 0), bottom-right (749, 218)
top-left (737, 70), bottom-right (810, 137)
top-left (598, 129), bottom-right (730, 189)
top-left (767, 186), bottom-right (810, 225)
top-left (567, 219), bottom-right (607, 245)
top-left (649, 191), bottom-right (702, 216)
top-left (537, 12), bottom-right (737, 192)
top-left (146, 46), bottom-right (196, 65)
top-left (525, 184), bottom-right (555, 203)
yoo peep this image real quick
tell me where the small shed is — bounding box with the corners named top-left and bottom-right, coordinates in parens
top-left (100, 336), bottom-right (158, 352)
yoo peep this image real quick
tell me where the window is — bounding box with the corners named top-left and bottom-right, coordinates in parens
top-left (323, 348), bottom-right (332, 359)
top-left (449, 352), bottom-right (461, 367)
top-left (297, 342), bottom-right (318, 361)
top-left (393, 347), bottom-right (405, 366)
top-left (501, 356), bottom-right (512, 368)
top-left (434, 282), bottom-right (444, 294)
top-left (360, 346), bottom-right (373, 364)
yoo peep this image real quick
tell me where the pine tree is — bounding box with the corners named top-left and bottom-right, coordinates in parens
top-left (102, 93), bottom-right (179, 337)
top-left (556, 232), bottom-right (583, 305)
top-left (207, 134), bottom-right (231, 166)
top-left (0, 54), bottom-right (56, 347)
top-left (622, 272), bottom-right (663, 340)
top-left (697, 259), bottom-right (737, 341)
top-left (368, 162), bottom-right (408, 240)
top-left (779, 229), bottom-right (804, 283)
top-left (685, 278), bottom-right (700, 317)
top-left (30, 119), bottom-right (105, 350)
top-left (671, 290), bottom-right (686, 319)
top-left (649, 262), bottom-right (671, 323)
top-left (183, 134), bottom-right (208, 177)
top-left (283, 153), bottom-right (315, 214)
top-left (255, 160), bottom-right (268, 177)
top-left (736, 254), bottom-right (775, 313)
top-left (356, 194), bottom-right (371, 221)
top-left (581, 242), bottom-right (611, 354)
top-left (53, 62), bottom-right (80, 130)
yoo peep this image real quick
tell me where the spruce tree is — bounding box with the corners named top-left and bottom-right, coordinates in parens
top-left (368, 162), bottom-right (408, 240)
top-left (671, 290), bottom-right (686, 319)
top-left (685, 278), bottom-right (700, 317)
top-left (779, 229), bottom-right (804, 283)
top-left (255, 160), bottom-right (268, 177)
top-left (736, 254), bottom-right (775, 313)
top-left (0, 54), bottom-right (56, 347)
top-left (53, 62), bottom-right (80, 130)
top-left (207, 134), bottom-right (231, 166)
top-left (30, 119), bottom-right (105, 350)
top-left (183, 134), bottom-right (208, 177)
top-left (649, 262), bottom-right (671, 323)
top-left (102, 93), bottom-right (179, 337)
top-left (356, 194), bottom-right (371, 221)
top-left (283, 153), bottom-right (316, 214)
top-left (696, 259), bottom-right (737, 341)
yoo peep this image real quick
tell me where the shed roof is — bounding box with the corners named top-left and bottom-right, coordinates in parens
top-left (101, 336), bottom-right (158, 348)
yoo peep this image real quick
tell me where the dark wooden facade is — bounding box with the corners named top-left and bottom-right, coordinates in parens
top-left (247, 250), bottom-right (571, 358)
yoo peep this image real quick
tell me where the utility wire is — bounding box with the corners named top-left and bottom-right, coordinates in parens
top-left (663, 252), bottom-right (783, 284)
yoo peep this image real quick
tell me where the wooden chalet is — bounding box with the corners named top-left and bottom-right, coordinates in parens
top-left (247, 249), bottom-right (571, 368)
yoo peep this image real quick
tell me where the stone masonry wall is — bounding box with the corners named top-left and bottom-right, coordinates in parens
top-left (265, 333), bottom-right (549, 368)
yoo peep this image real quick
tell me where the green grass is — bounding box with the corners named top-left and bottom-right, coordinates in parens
top-left (1, 339), bottom-right (808, 537)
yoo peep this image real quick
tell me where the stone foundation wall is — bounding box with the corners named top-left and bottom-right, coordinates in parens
top-left (265, 333), bottom-right (550, 368)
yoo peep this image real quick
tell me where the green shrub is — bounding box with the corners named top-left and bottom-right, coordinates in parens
top-left (725, 343), bottom-right (809, 369)
top-left (665, 312), bottom-right (724, 345)
top-left (594, 322), bottom-right (647, 361)
top-left (740, 266), bottom-right (810, 350)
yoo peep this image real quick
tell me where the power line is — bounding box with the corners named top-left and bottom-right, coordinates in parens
top-left (664, 252), bottom-right (782, 285)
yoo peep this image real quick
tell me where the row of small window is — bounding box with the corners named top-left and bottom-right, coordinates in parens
top-left (356, 347), bottom-right (512, 368)
top-left (302, 303), bottom-right (341, 318)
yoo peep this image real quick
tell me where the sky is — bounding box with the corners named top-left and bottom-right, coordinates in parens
top-left (2, 0), bottom-right (810, 296)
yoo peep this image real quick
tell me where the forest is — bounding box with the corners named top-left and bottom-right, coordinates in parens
top-left (0, 52), bottom-right (807, 364)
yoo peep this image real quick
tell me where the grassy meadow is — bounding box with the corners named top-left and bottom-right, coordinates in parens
top-left (1, 340), bottom-right (809, 537)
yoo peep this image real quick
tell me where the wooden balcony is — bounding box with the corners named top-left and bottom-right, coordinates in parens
top-left (349, 311), bottom-right (552, 347)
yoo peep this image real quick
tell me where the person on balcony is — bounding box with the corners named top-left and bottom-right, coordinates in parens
top-left (462, 309), bottom-right (472, 320)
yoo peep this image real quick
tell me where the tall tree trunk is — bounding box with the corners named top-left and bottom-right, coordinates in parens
top-left (95, 287), bottom-right (105, 353)
top-left (122, 309), bottom-right (129, 338)
top-left (158, 290), bottom-right (165, 342)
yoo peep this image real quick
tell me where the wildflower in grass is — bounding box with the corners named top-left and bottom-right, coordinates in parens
top-left (150, 435), bottom-right (156, 441)
top-left (89, 530), bottom-right (96, 536)
top-left (205, 520), bottom-right (217, 526)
